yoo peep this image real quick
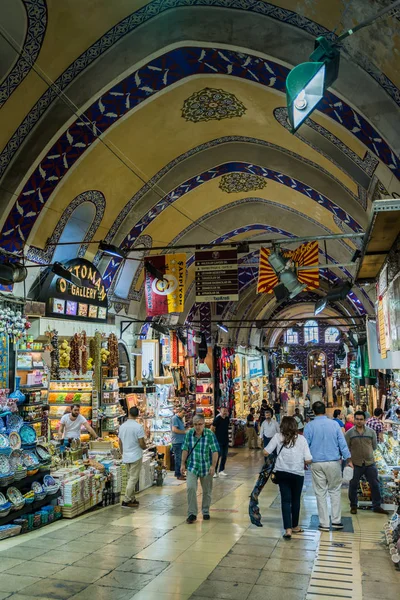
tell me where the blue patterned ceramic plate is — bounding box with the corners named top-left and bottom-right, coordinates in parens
top-left (0, 417), bottom-right (5, 433)
top-left (6, 486), bottom-right (24, 506)
top-left (43, 475), bottom-right (56, 486)
top-left (6, 414), bottom-right (23, 432)
top-left (9, 450), bottom-right (23, 469)
top-left (31, 481), bottom-right (43, 494)
top-left (0, 434), bottom-right (10, 449)
top-left (21, 450), bottom-right (39, 468)
top-left (35, 445), bottom-right (50, 462)
top-left (9, 432), bottom-right (21, 451)
top-left (0, 455), bottom-right (11, 475)
top-left (19, 425), bottom-right (36, 445)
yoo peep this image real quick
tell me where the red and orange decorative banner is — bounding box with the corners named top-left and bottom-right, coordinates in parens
top-left (257, 241), bottom-right (319, 294)
top-left (144, 254), bottom-right (186, 317)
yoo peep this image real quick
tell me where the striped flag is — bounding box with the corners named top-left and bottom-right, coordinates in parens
top-left (257, 241), bottom-right (319, 294)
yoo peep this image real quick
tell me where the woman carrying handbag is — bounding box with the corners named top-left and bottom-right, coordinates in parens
top-left (264, 416), bottom-right (312, 539)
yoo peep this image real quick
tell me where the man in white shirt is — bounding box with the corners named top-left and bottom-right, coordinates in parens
top-left (259, 408), bottom-right (280, 449)
top-left (118, 406), bottom-right (147, 508)
top-left (59, 404), bottom-right (98, 442)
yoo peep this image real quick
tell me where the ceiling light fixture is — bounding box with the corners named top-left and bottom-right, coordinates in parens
top-left (314, 281), bottom-right (353, 315)
top-left (99, 241), bottom-right (127, 259)
top-left (52, 262), bottom-right (82, 287)
top-left (217, 322), bottom-right (229, 333)
top-left (267, 247), bottom-right (306, 300)
top-left (0, 262), bottom-right (28, 285)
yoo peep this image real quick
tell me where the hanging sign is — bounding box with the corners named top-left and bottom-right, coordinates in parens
top-left (257, 241), bottom-right (319, 294)
top-left (144, 254), bottom-right (186, 317)
top-left (36, 259), bottom-right (108, 322)
top-left (195, 249), bottom-right (238, 302)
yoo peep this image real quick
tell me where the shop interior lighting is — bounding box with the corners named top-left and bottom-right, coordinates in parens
top-left (99, 241), bottom-right (127, 259)
top-left (52, 262), bottom-right (82, 287)
top-left (0, 262), bottom-right (28, 285)
top-left (314, 281), bottom-right (352, 315)
top-left (267, 247), bottom-right (306, 300)
top-left (217, 322), bottom-right (229, 333)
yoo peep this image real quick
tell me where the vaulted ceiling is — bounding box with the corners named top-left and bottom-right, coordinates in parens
top-left (1, 0), bottom-right (399, 343)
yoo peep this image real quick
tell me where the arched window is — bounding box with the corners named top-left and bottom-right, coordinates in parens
top-left (113, 235), bottom-right (152, 300)
top-left (304, 320), bottom-right (319, 344)
top-left (325, 326), bottom-right (340, 343)
top-left (285, 328), bottom-right (298, 344)
top-left (53, 202), bottom-right (96, 263)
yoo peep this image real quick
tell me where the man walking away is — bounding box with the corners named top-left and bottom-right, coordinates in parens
top-left (171, 407), bottom-right (187, 480)
top-left (273, 398), bottom-right (281, 423)
top-left (366, 408), bottom-right (384, 442)
top-left (304, 401), bottom-right (351, 531)
top-left (181, 415), bottom-right (219, 523)
top-left (246, 413), bottom-right (258, 449)
top-left (346, 411), bottom-right (388, 515)
top-left (259, 408), bottom-right (280, 449)
top-left (211, 407), bottom-right (230, 478)
top-left (119, 407), bottom-right (146, 508)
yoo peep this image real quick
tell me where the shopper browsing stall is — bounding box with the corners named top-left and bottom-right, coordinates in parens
top-left (118, 406), bottom-right (146, 508)
top-left (59, 404), bottom-right (99, 441)
top-left (181, 414), bottom-right (219, 524)
top-left (346, 411), bottom-right (388, 515)
top-left (366, 408), bottom-right (385, 442)
top-left (171, 408), bottom-right (187, 480)
top-left (211, 406), bottom-right (230, 478)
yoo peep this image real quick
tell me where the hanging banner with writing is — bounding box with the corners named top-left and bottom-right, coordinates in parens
top-left (144, 254), bottom-right (186, 317)
top-left (195, 249), bottom-right (238, 302)
top-left (257, 241), bottom-right (319, 294)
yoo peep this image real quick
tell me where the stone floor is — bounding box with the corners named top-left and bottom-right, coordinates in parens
top-left (0, 447), bottom-right (398, 600)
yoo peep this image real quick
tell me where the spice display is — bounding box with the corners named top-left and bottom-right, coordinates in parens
top-left (69, 334), bottom-right (80, 374)
top-left (101, 347), bottom-right (110, 364)
top-left (59, 340), bottom-right (71, 368)
top-left (46, 329), bottom-right (59, 380)
top-left (108, 333), bottom-right (119, 370)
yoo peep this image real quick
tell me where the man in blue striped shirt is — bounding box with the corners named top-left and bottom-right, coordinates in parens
top-left (181, 414), bottom-right (219, 524)
top-left (304, 401), bottom-right (351, 531)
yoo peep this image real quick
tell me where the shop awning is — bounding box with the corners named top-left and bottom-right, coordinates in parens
top-left (356, 198), bottom-right (400, 282)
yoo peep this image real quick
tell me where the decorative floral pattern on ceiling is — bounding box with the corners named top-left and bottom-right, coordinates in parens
top-left (2, 46), bottom-right (399, 256)
top-left (181, 87), bottom-right (246, 122)
top-left (0, 0), bottom-right (47, 109)
top-left (219, 172), bottom-right (266, 193)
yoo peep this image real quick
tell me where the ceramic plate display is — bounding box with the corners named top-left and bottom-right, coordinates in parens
top-left (6, 415), bottom-right (23, 432)
top-left (9, 432), bottom-right (21, 451)
top-left (43, 475), bottom-right (56, 487)
top-left (0, 417), bottom-right (5, 433)
top-left (0, 492), bottom-right (7, 505)
top-left (6, 486), bottom-right (24, 505)
top-left (9, 450), bottom-right (23, 469)
top-left (31, 481), bottom-right (43, 494)
top-left (0, 455), bottom-right (11, 475)
top-left (21, 450), bottom-right (39, 468)
top-left (0, 433), bottom-right (10, 450)
top-left (19, 425), bottom-right (36, 445)
top-left (35, 445), bottom-right (50, 461)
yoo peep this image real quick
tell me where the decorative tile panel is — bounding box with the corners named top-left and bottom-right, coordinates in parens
top-left (182, 87), bottom-right (245, 122)
top-left (219, 172), bottom-right (266, 193)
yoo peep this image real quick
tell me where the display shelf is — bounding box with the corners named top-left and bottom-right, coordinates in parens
top-left (0, 470), bottom-right (50, 491)
top-left (49, 403), bottom-right (92, 407)
top-left (17, 350), bottom-right (45, 353)
top-left (0, 490), bottom-right (61, 526)
top-left (20, 385), bottom-right (47, 390)
top-left (17, 367), bottom-right (46, 371)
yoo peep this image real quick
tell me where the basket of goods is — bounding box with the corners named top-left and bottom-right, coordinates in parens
top-left (43, 474), bottom-right (60, 495)
top-left (23, 490), bottom-right (35, 504)
top-left (19, 424), bottom-right (37, 446)
top-left (6, 486), bottom-right (25, 511)
top-left (6, 414), bottom-right (23, 433)
top-left (0, 492), bottom-right (12, 517)
top-left (21, 450), bottom-right (40, 475)
top-left (0, 524), bottom-right (22, 540)
top-left (31, 481), bottom-right (47, 502)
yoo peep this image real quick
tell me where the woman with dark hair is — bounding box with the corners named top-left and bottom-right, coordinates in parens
top-left (264, 416), bottom-right (312, 539)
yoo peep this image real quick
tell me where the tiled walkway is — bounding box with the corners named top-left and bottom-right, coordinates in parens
top-left (0, 448), bottom-right (398, 600)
